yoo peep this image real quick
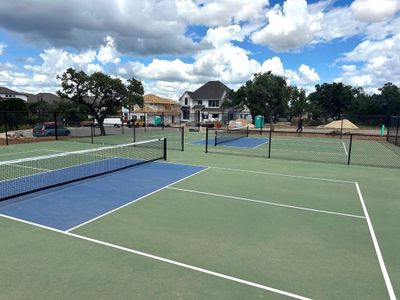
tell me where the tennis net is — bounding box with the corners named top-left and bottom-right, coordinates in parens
top-left (0, 138), bottom-right (166, 201)
top-left (214, 127), bottom-right (249, 146)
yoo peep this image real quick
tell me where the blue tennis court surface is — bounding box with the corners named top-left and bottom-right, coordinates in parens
top-left (192, 137), bottom-right (269, 148)
top-left (0, 162), bottom-right (204, 231)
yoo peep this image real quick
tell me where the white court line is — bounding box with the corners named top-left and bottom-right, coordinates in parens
top-left (211, 166), bottom-right (356, 184)
top-left (10, 164), bottom-right (50, 172)
top-left (252, 140), bottom-right (270, 149)
top-left (355, 183), bottom-right (397, 300)
top-left (0, 213), bottom-right (312, 300)
top-left (342, 142), bottom-right (348, 156)
top-left (65, 167), bottom-right (210, 232)
top-left (0, 149), bottom-right (54, 157)
top-left (168, 187), bottom-right (366, 219)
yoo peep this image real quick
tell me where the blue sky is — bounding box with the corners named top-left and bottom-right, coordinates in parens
top-left (0, 0), bottom-right (399, 99)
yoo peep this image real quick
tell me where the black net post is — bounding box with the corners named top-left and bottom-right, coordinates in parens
top-left (163, 138), bottom-right (167, 160)
top-left (162, 112), bottom-right (165, 131)
top-left (386, 117), bottom-right (391, 141)
top-left (181, 126), bottom-right (184, 151)
top-left (144, 116), bottom-right (147, 132)
top-left (268, 130), bottom-right (272, 158)
top-left (260, 122), bottom-right (262, 135)
top-left (395, 118), bottom-right (400, 145)
top-left (122, 122), bottom-right (124, 135)
top-left (347, 134), bottom-right (353, 165)
top-left (54, 112), bottom-right (58, 140)
top-left (197, 111), bottom-right (201, 129)
top-left (4, 113), bottom-right (9, 146)
top-left (90, 120), bottom-right (94, 144)
top-left (133, 125), bottom-right (136, 142)
top-left (205, 127), bottom-right (209, 153)
top-left (246, 126), bottom-right (249, 137)
top-left (214, 130), bottom-right (217, 147)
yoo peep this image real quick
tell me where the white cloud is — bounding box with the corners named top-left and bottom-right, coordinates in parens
top-left (0, 43), bottom-right (6, 55)
top-left (205, 25), bottom-right (245, 48)
top-left (251, 0), bottom-right (323, 51)
top-left (336, 34), bottom-right (400, 92)
top-left (175, 0), bottom-right (267, 26)
top-left (351, 0), bottom-right (400, 23)
top-left (97, 36), bottom-right (121, 64)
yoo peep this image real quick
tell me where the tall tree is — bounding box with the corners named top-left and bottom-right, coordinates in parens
top-left (308, 83), bottom-right (354, 119)
top-left (227, 72), bottom-right (290, 130)
top-left (122, 77), bottom-right (144, 117)
top-left (377, 83), bottom-right (400, 116)
top-left (57, 68), bottom-right (144, 135)
top-left (288, 87), bottom-right (308, 118)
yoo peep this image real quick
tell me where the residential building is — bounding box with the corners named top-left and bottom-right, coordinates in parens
top-left (123, 94), bottom-right (181, 125)
top-left (179, 81), bottom-right (250, 124)
top-left (0, 87), bottom-right (28, 102)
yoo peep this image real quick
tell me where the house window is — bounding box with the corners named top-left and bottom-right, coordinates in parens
top-left (197, 100), bottom-right (203, 105)
top-left (208, 100), bottom-right (219, 107)
top-left (184, 97), bottom-right (188, 106)
top-left (182, 109), bottom-right (190, 120)
top-left (212, 114), bottom-right (219, 119)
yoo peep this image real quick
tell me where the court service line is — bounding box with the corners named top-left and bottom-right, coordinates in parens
top-left (0, 213), bottom-right (312, 300)
top-left (355, 183), bottom-right (397, 300)
top-left (211, 166), bottom-right (356, 184)
top-left (342, 142), bottom-right (348, 156)
top-left (0, 149), bottom-right (54, 157)
top-left (65, 167), bottom-right (211, 232)
top-left (168, 187), bottom-right (366, 219)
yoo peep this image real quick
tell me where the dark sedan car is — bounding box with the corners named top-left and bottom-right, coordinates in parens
top-left (33, 123), bottom-right (70, 137)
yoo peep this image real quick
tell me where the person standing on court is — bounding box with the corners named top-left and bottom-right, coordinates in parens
top-left (296, 116), bottom-right (304, 133)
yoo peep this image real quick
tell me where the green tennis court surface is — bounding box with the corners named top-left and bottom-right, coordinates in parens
top-left (1, 133), bottom-right (399, 299)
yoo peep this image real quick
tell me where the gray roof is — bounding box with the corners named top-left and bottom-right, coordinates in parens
top-left (187, 81), bottom-right (231, 101)
top-left (0, 87), bottom-right (25, 95)
top-left (26, 93), bottom-right (62, 104)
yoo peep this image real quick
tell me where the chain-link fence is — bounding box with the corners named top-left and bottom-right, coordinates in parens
top-left (387, 116), bottom-right (400, 146)
top-left (204, 127), bottom-right (400, 169)
top-left (0, 111), bottom-right (184, 151)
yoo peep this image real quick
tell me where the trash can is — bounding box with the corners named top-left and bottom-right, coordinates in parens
top-left (255, 115), bottom-right (264, 129)
top-left (153, 116), bottom-right (161, 126)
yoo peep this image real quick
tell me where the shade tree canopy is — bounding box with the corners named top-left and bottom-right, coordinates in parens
top-left (57, 68), bottom-right (144, 135)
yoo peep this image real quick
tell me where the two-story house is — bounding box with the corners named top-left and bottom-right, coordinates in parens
top-left (0, 87), bottom-right (28, 102)
top-left (124, 94), bottom-right (181, 125)
top-left (179, 81), bottom-right (249, 124)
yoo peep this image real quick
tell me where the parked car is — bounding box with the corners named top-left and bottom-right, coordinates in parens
top-left (33, 123), bottom-right (71, 137)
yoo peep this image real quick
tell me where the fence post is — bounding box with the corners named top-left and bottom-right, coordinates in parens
top-left (4, 113), bottom-right (9, 146)
top-left (340, 114), bottom-right (344, 139)
top-left (181, 126), bottom-right (184, 151)
top-left (260, 124), bottom-right (262, 135)
top-left (246, 126), bottom-right (249, 137)
top-left (133, 125), bottom-right (136, 142)
top-left (163, 138), bottom-right (167, 160)
top-left (90, 121), bottom-right (94, 144)
top-left (54, 112), bottom-right (58, 140)
top-left (347, 134), bottom-right (353, 165)
top-left (162, 112), bottom-right (165, 131)
top-left (386, 116), bottom-right (391, 141)
top-left (268, 130), bottom-right (272, 158)
top-left (395, 117), bottom-right (400, 146)
top-left (205, 127), bottom-right (209, 153)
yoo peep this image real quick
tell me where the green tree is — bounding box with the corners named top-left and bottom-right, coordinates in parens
top-left (288, 87), bottom-right (308, 118)
top-left (227, 72), bottom-right (290, 130)
top-left (377, 83), bottom-right (400, 115)
top-left (57, 68), bottom-right (144, 135)
top-left (308, 83), bottom-right (355, 119)
top-left (121, 77), bottom-right (144, 118)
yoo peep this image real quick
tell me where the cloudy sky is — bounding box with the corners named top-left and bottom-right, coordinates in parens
top-left (0, 0), bottom-right (399, 99)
